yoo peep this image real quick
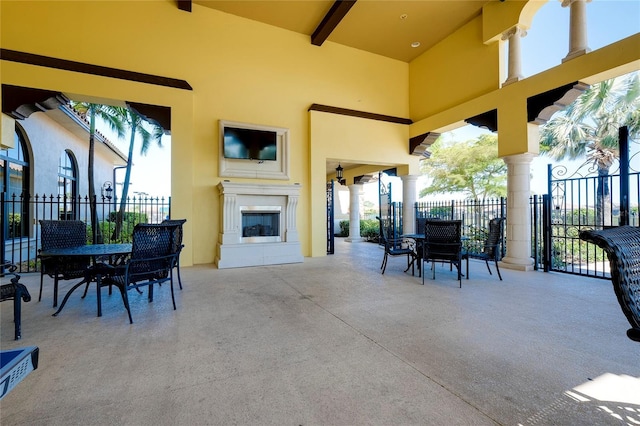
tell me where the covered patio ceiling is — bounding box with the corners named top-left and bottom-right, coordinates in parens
top-left (184, 0), bottom-right (494, 63)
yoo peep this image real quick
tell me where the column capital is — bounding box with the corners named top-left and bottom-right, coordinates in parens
top-left (561, 0), bottom-right (592, 7)
top-left (502, 152), bottom-right (537, 166)
top-left (501, 25), bottom-right (527, 41)
top-left (399, 174), bottom-right (420, 184)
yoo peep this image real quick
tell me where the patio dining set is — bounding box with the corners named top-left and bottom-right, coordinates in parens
top-left (2, 218), bottom-right (187, 339)
top-left (379, 217), bottom-right (505, 287)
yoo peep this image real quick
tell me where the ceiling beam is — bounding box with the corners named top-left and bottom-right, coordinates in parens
top-left (311, 0), bottom-right (357, 46)
top-left (177, 1), bottom-right (192, 12)
top-left (1, 49), bottom-right (192, 91)
top-left (308, 103), bottom-right (411, 125)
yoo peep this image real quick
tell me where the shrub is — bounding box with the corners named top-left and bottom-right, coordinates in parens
top-left (336, 219), bottom-right (380, 241)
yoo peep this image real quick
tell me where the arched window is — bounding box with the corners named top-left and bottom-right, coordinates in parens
top-left (1, 126), bottom-right (30, 239)
top-left (58, 150), bottom-right (78, 219)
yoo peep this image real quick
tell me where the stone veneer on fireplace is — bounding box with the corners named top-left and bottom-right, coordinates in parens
top-left (215, 181), bottom-right (303, 268)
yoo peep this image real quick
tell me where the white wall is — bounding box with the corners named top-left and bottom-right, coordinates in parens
top-left (16, 111), bottom-right (117, 198)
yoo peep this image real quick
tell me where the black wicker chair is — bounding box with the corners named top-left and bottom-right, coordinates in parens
top-left (377, 217), bottom-right (415, 275)
top-left (161, 218), bottom-right (187, 289)
top-left (579, 226), bottom-right (640, 342)
top-left (102, 224), bottom-right (178, 323)
top-left (38, 220), bottom-right (90, 307)
top-left (422, 220), bottom-right (463, 287)
top-left (462, 217), bottom-right (504, 281)
top-left (1, 262), bottom-right (31, 340)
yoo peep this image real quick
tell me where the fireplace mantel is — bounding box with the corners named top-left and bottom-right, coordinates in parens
top-left (215, 181), bottom-right (303, 268)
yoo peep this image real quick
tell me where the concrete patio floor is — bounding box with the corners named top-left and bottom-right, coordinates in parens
top-left (1, 238), bottom-right (639, 425)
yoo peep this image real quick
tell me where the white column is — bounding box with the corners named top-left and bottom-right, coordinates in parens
top-left (502, 26), bottom-right (526, 86)
top-left (501, 153), bottom-right (536, 271)
top-left (562, 0), bottom-right (591, 62)
top-left (400, 175), bottom-right (420, 234)
top-left (345, 183), bottom-right (365, 242)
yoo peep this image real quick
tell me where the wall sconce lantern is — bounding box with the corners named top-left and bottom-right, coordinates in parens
top-left (102, 181), bottom-right (113, 201)
top-left (335, 164), bottom-right (346, 185)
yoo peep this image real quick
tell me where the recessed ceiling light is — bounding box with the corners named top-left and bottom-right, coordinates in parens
top-left (411, 42), bottom-right (421, 48)
top-left (400, 14), bottom-right (408, 20)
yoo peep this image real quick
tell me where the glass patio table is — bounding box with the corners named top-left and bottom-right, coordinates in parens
top-left (39, 244), bottom-right (132, 318)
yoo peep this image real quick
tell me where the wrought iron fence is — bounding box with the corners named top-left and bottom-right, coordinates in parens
top-left (1, 192), bottom-right (171, 272)
top-left (415, 198), bottom-right (507, 259)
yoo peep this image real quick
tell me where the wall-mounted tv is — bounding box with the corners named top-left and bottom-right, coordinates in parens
top-left (223, 126), bottom-right (277, 161)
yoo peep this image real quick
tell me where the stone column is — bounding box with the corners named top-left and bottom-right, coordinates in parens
top-left (562, 0), bottom-right (591, 62)
top-left (345, 183), bottom-right (365, 242)
top-left (502, 26), bottom-right (526, 86)
top-left (501, 153), bottom-right (536, 271)
top-left (400, 174), bottom-right (420, 234)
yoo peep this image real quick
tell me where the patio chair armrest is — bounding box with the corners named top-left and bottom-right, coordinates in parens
top-left (579, 226), bottom-right (640, 342)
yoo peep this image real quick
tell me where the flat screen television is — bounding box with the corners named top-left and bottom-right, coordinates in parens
top-left (223, 126), bottom-right (277, 161)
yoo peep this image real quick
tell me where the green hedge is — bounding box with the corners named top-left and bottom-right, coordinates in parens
top-left (337, 219), bottom-right (380, 241)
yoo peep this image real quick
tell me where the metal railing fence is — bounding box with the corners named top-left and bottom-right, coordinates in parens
top-left (2, 192), bottom-right (171, 272)
top-left (414, 198), bottom-right (507, 259)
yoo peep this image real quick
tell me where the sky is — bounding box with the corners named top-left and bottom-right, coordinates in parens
top-left (109, 0), bottom-right (639, 200)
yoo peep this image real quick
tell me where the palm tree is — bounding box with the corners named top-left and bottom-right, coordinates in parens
top-left (109, 106), bottom-right (164, 241)
top-left (540, 72), bottom-right (640, 226)
top-left (70, 102), bottom-right (125, 243)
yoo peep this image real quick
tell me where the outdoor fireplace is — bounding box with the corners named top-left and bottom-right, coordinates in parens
top-left (216, 181), bottom-right (303, 268)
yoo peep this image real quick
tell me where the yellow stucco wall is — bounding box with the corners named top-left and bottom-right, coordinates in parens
top-left (409, 16), bottom-right (501, 122)
top-left (1, 0), bottom-right (412, 263)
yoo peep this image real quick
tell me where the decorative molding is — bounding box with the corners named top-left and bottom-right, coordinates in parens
top-left (501, 25), bottom-right (527, 41)
top-left (0, 49), bottom-right (192, 90)
top-left (409, 132), bottom-right (440, 157)
top-left (126, 102), bottom-right (172, 134)
top-left (465, 109), bottom-right (498, 132)
top-left (219, 120), bottom-right (290, 180)
top-left (1, 84), bottom-right (69, 119)
top-left (308, 104), bottom-right (412, 125)
top-left (528, 81), bottom-right (589, 125)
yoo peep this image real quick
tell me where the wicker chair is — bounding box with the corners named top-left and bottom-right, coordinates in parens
top-left (161, 218), bottom-right (187, 289)
top-left (102, 223), bottom-right (178, 323)
top-left (462, 217), bottom-right (504, 281)
top-left (579, 226), bottom-right (640, 342)
top-left (377, 217), bottom-right (415, 275)
top-left (422, 220), bottom-right (463, 287)
top-left (38, 220), bottom-right (89, 307)
top-left (1, 262), bottom-right (31, 340)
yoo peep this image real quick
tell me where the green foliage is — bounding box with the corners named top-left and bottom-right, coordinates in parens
top-left (338, 220), bottom-right (349, 237)
top-left (107, 211), bottom-right (148, 224)
top-left (360, 219), bottom-right (380, 241)
top-left (420, 206), bottom-right (452, 219)
top-left (420, 134), bottom-right (507, 199)
top-left (337, 219), bottom-right (380, 241)
top-left (86, 212), bottom-right (149, 244)
top-left (540, 72), bottom-right (640, 170)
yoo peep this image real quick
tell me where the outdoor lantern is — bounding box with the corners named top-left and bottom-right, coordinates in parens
top-left (102, 181), bottom-right (113, 201)
top-left (335, 164), bottom-right (346, 186)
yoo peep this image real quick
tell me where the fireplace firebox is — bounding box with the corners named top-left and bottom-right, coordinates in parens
top-left (241, 206), bottom-right (281, 242)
